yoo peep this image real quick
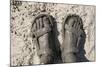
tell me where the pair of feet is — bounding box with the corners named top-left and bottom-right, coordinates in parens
top-left (31, 13), bottom-right (84, 64)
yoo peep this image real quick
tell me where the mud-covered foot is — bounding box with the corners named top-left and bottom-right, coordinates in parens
top-left (31, 13), bottom-right (54, 64)
top-left (62, 15), bottom-right (84, 63)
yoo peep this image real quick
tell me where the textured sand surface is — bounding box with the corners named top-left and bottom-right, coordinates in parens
top-left (11, 1), bottom-right (96, 66)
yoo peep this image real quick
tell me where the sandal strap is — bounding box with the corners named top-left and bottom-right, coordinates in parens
top-left (65, 24), bottom-right (83, 37)
top-left (33, 26), bottom-right (52, 38)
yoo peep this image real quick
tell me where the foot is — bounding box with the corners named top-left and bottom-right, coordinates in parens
top-left (62, 15), bottom-right (84, 63)
top-left (31, 13), bottom-right (54, 64)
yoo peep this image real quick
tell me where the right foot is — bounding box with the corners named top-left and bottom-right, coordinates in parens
top-left (62, 15), bottom-right (84, 63)
top-left (31, 13), bottom-right (54, 64)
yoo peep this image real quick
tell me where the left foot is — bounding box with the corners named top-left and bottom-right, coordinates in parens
top-left (31, 13), bottom-right (54, 64)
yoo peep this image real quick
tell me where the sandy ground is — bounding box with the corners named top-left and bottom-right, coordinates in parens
top-left (11, 1), bottom-right (96, 66)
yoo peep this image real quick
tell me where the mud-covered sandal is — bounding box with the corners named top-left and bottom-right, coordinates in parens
top-left (62, 14), bottom-right (84, 63)
top-left (31, 13), bottom-right (54, 64)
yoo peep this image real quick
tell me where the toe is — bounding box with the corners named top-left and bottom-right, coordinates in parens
top-left (78, 22), bottom-right (81, 31)
top-left (73, 22), bottom-right (76, 28)
top-left (65, 24), bottom-right (70, 31)
top-left (39, 18), bottom-right (43, 28)
top-left (34, 22), bottom-right (37, 31)
top-left (69, 19), bottom-right (74, 28)
top-left (74, 21), bottom-right (78, 30)
top-left (43, 16), bottom-right (50, 27)
top-left (36, 19), bottom-right (40, 30)
top-left (73, 20), bottom-right (76, 28)
top-left (76, 22), bottom-right (79, 30)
